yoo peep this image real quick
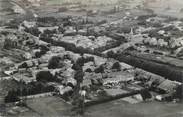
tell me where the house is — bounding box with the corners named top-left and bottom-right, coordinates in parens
top-left (157, 80), bottom-right (180, 94)
top-left (54, 85), bottom-right (73, 95)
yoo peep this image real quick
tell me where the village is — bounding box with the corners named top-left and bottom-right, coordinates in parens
top-left (0, 0), bottom-right (183, 117)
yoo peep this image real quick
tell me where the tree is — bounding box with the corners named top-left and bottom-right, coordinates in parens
top-left (174, 85), bottom-right (183, 100)
top-left (48, 56), bottom-right (64, 69)
top-left (5, 90), bottom-right (19, 103)
top-left (72, 56), bottom-right (85, 71)
top-left (94, 65), bottom-right (104, 73)
top-left (85, 68), bottom-right (92, 73)
top-left (74, 69), bottom-right (84, 83)
top-left (84, 56), bottom-right (94, 63)
top-left (72, 63), bottom-right (82, 71)
top-left (76, 56), bottom-right (85, 67)
top-left (24, 27), bottom-right (41, 37)
top-left (106, 50), bottom-right (116, 58)
top-left (73, 69), bottom-right (84, 98)
top-left (36, 71), bottom-right (54, 82)
top-left (112, 62), bottom-right (121, 71)
top-left (18, 62), bottom-right (29, 69)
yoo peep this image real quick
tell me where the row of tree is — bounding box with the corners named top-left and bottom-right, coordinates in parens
top-left (5, 81), bottom-right (54, 103)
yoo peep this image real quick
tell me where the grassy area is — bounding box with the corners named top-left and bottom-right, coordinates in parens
top-left (85, 100), bottom-right (183, 117)
top-left (26, 96), bottom-right (72, 116)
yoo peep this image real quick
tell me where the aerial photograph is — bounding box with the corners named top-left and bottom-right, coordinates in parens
top-left (0, 0), bottom-right (183, 117)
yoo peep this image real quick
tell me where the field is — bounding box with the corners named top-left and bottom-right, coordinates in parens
top-left (85, 100), bottom-right (183, 117)
top-left (18, 97), bottom-right (183, 117)
top-left (22, 96), bottom-right (72, 116)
